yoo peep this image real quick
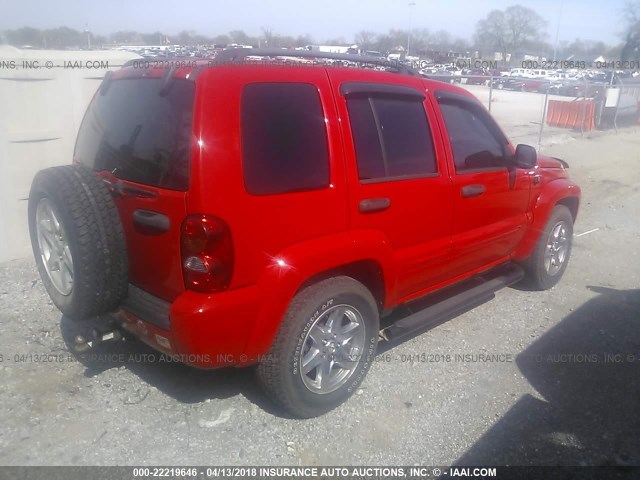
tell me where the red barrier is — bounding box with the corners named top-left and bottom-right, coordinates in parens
top-left (558, 101), bottom-right (571, 128)
top-left (546, 99), bottom-right (596, 131)
top-left (546, 100), bottom-right (561, 126)
top-left (568, 101), bottom-right (580, 129)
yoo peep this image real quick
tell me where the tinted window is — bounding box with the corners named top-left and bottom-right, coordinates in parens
top-left (438, 101), bottom-right (507, 171)
top-left (75, 78), bottom-right (195, 190)
top-left (241, 83), bottom-right (330, 195)
top-left (347, 96), bottom-right (437, 181)
top-left (346, 97), bottom-right (386, 179)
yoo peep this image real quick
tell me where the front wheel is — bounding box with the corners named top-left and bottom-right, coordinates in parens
top-left (257, 276), bottom-right (379, 418)
top-left (523, 205), bottom-right (573, 290)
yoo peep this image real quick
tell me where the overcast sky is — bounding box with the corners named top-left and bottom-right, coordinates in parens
top-left (0, 0), bottom-right (630, 45)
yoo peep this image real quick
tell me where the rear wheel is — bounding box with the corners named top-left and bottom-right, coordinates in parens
top-left (257, 276), bottom-right (379, 418)
top-left (523, 205), bottom-right (573, 290)
top-left (29, 165), bottom-right (128, 320)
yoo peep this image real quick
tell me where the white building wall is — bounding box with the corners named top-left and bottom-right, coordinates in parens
top-left (0, 46), bottom-right (140, 263)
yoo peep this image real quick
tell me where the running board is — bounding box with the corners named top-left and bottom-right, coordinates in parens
top-left (380, 263), bottom-right (524, 343)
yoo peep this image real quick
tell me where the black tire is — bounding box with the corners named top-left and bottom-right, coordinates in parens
top-left (523, 205), bottom-right (573, 290)
top-left (28, 165), bottom-right (128, 320)
top-left (257, 276), bottom-right (379, 418)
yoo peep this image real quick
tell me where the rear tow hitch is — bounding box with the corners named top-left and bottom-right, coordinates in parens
top-left (73, 326), bottom-right (124, 353)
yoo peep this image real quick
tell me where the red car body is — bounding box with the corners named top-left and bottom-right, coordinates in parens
top-left (75, 62), bottom-right (580, 368)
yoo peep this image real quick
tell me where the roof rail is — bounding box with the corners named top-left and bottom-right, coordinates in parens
top-left (121, 57), bottom-right (211, 69)
top-left (213, 48), bottom-right (419, 76)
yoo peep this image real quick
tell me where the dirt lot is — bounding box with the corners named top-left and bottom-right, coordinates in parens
top-left (1, 126), bottom-right (639, 467)
top-left (463, 84), bottom-right (577, 148)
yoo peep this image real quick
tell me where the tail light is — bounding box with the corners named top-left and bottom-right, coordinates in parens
top-left (181, 215), bottom-right (233, 293)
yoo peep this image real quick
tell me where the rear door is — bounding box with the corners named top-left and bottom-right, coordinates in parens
top-left (329, 70), bottom-right (454, 303)
top-left (187, 66), bottom-right (348, 289)
top-left (74, 74), bottom-right (195, 301)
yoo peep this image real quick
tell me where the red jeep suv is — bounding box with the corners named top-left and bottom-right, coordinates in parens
top-left (28, 50), bottom-right (580, 418)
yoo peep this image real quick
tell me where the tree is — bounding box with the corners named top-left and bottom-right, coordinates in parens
top-left (295, 34), bottom-right (314, 48)
top-left (43, 27), bottom-right (85, 49)
top-left (474, 5), bottom-right (547, 64)
top-left (4, 26), bottom-right (44, 48)
top-left (141, 31), bottom-right (164, 45)
top-left (451, 37), bottom-right (471, 53)
top-left (261, 27), bottom-right (277, 48)
top-left (109, 31), bottom-right (141, 45)
top-left (324, 36), bottom-right (348, 45)
top-left (409, 28), bottom-right (431, 54)
top-left (175, 30), bottom-right (213, 45)
top-left (93, 34), bottom-right (107, 47)
top-left (228, 30), bottom-right (254, 46)
top-left (429, 30), bottom-right (451, 51)
top-left (212, 34), bottom-right (231, 46)
top-left (373, 29), bottom-right (409, 54)
top-left (354, 30), bottom-right (377, 50)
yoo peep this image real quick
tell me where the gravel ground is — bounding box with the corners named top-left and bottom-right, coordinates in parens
top-left (1, 128), bottom-right (639, 467)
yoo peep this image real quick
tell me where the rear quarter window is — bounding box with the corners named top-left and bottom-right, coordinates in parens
top-left (74, 77), bottom-right (195, 191)
top-left (241, 83), bottom-right (330, 195)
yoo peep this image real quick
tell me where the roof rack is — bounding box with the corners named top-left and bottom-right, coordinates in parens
top-left (116, 49), bottom-right (420, 81)
top-left (213, 48), bottom-right (419, 76)
top-left (120, 57), bottom-right (212, 69)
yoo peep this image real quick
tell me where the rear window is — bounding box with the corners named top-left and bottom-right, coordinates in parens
top-left (241, 83), bottom-right (330, 195)
top-left (74, 78), bottom-right (195, 191)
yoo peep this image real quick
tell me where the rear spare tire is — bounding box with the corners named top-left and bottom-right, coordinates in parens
top-left (28, 165), bottom-right (128, 320)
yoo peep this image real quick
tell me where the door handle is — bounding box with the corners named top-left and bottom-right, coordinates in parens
top-left (133, 210), bottom-right (170, 234)
top-left (103, 179), bottom-right (157, 199)
top-left (359, 198), bottom-right (391, 213)
top-left (461, 184), bottom-right (486, 198)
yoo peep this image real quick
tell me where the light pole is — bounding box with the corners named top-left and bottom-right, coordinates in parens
top-left (552, 0), bottom-right (564, 61)
top-left (84, 24), bottom-right (91, 50)
top-left (407, 2), bottom-right (416, 57)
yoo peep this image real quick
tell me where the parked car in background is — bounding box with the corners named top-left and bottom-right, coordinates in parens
top-left (512, 78), bottom-right (547, 92)
top-left (463, 68), bottom-right (490, 85)
top-left (509, 68), bottom-right (530, 77)
top-left (491, 76), bottom-right (545, 91)
top-left (557, 80), bottom-right (606, 98)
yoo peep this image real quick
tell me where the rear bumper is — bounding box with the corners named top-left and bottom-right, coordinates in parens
top-left (114, 284), bottom-right (262, 368)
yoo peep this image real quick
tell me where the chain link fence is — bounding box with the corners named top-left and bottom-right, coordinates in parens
top-left (426, 73), bottom-right (640, 152)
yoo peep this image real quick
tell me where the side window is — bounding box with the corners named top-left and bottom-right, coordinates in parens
top-left (438, 101), bottom-right (508, 172)
top-left (346, 95), bottom-right (437, 181)
top-left (241, 83), bottom-right (330, 195)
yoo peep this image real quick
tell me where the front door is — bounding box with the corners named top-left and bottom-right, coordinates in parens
top-left (433, 90), bottom-right (531, 276)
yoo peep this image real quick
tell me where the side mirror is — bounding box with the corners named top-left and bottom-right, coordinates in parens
top-left (514, 144), bottom-right (537, 168)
